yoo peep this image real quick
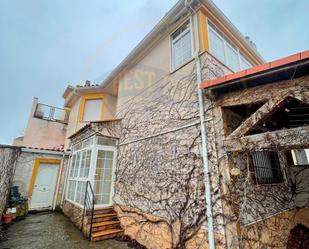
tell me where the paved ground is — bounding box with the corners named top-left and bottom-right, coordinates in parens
top-left (0, 212), bottom-right (131, 249)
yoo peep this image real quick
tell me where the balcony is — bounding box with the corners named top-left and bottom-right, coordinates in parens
top-left (34, 103), bottom-right (69, 124)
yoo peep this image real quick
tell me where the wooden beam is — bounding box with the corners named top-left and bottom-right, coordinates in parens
top-left (227, 94), bottom-right (306, 138)
top-left (224, 126), bottom-right (309, 152)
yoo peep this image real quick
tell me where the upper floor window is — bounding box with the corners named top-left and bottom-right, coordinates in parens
top-left (83, 99), bottom-right (102, 121)
top-left (171, 20), bottom-right (192, 70)
top-left (79, 95), bottom-right (104, 122)
top-left (208, 21), bottom-right (253, 72)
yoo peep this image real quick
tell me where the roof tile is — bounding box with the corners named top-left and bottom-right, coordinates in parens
top-left (200, 50), bottom-right (309, 89)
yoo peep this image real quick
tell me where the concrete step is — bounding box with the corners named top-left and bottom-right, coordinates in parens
top-left (91, 220), bottom-right (121, 232)
top-left (91, 228), bottom-right (124, 241)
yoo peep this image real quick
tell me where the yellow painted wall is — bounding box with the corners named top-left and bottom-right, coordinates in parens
top-left (64, 92), bottom-right (117, 149)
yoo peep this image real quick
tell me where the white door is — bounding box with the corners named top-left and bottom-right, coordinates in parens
top-left (93, 147), bottom-right (116, 207)
top-left (30, 163), bottom-right (58, 210)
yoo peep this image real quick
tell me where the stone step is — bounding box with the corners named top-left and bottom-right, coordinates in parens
top-left (91, 228), bottom-right (124, 241)
top-left (91, 220), bottom-right (121, 232)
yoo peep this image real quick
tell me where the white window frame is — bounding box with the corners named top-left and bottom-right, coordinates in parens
top-left (207, 19), bottom-right (253, 72)
top-left (66, 137), bottom-right (94, 207)
top-left (66, 135), bottom-right (118, 208)
top-left (92, 144), bottom-right (117, 208)
top-left (170, 18), bottom-right (193, 71)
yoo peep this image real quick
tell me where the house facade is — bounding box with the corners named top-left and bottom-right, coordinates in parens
top-left (57, 0), bottom-right (264, 246)
top-left (10, 0), bottom-right (308, 248)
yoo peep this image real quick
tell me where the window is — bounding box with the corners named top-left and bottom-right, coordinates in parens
top-left (171, 20), bottom-right (192, 70)
top-left (251, 151), bottom-right (283, 184)
top-left (97, 136), bottom-right (117, 146)
top-left (67, 137), bottom-right (93, 205)
top-left (292, 149), bottom-right (309, 166)
top-left (240, 54), bottom-right (252, 70)
top-left (83, 99), bottom-right (102, 121)
top-left (208, 21), bottom-right (253, 71)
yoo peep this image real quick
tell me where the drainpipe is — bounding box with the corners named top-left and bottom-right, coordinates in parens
top-left (60, 153), bottom-right (71, 208)
top-left (53, 152), bottom-right (66, 210)
top-left (189, 3), bottom-right (216, 249)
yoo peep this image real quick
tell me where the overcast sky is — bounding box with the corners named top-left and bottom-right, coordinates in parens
top-left (0, 0), bottom-right (308, 145)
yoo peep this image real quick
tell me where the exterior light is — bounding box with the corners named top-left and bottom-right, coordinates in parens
top-left (230, 168), bottom-right (241, 177)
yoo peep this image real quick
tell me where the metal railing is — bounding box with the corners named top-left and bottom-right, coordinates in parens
top-left (34, 103), bottom-right (69, 124)
top-left (81, 181), bottom-right (96, 240)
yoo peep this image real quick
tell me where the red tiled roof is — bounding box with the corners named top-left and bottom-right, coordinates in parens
top-left (200, 50), bottom-right (309, 89)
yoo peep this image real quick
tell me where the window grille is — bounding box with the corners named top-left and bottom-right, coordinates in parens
top-left (251, 151), bottom-right (283, 184)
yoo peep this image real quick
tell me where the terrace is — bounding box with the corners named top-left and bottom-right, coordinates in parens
top-left (34, 102), bottom-right (70, 124)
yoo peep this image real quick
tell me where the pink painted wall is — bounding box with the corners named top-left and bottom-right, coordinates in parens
top-left (21, 98), bottom-right (67, 149)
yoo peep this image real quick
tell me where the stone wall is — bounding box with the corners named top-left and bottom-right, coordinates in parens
top-left (289, 166), bottom-right (309, 208)
top-left (0, 145), bottom-right (21, 218)
top-left (111, 52), bottom-right (229, 248)
top-left (204, 73), bottom-right (309, 247)
top-left (240, 209), bottom-right (298, 249)
top-left (115, 205), bottom-right (226, 249)
top-left (62, 200), bottom-right (89, 235)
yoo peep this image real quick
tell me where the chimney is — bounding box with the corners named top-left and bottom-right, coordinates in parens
top-left (85, 80), bottom-right (91, 87)
top-left (245, 36), bottom-right (257, 51)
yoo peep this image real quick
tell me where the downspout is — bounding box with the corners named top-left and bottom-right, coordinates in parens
top-left (188, 1), bottom-right (216, 248)
top-left (53, 152), bottom-right (65, 210)
top-left (60, 153), bottom-right (72, 208)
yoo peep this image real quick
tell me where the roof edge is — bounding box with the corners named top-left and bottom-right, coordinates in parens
top-left (200, 50), bottom-right (309, 90)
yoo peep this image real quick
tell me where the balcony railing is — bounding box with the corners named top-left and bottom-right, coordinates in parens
top-left (34, 103), bottom-right (69, 124)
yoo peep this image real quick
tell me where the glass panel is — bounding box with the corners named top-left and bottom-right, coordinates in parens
top-left (72, 142), bottom-right (81, 152)
top-left (68, 180), bottom-right (77, 201)
top-left (94, 149), bottom-right (114, 205)
top-left (79, 150), bottom-right (86, 177)
top-left (172, 30), bottom-right (192, 69)
top-left (82, 137), bottom-right (94, 149)
top-left (74, 181), bottom-right (86, 205)
top-left (209, 28), bottom-right (225, 63)
top-left (293, 149), bottom-right (309, 165)
top-left (240, 54), bottom-right (252, 70)
top-left (102, 194), bottom-right (110, 204)
top-left (83, 99), bottom-right (102, 121)
top-left (69, 154), bottom-right (76, 177)
top-left (97, 136), bottom-right (117, 146)
top-left (74, 152), bottom-right (81, 177)
top-left (80, 181), bottom-right (86, 204)
top-left (75, 181), bottom-right (82, 204)
top-left (84, 149), bottom-right (91, 177)
top-left (106, 151), bottom-right (114, 159)
top-left (226, 44), bottom-right (239, 71)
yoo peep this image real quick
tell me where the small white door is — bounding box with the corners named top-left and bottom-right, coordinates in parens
top-left (30, 163), bottom-right (58, 210)
top-left (93, 148), bottom-right (116, 207)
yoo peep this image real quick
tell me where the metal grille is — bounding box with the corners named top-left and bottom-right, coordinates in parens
top-left (251, 151), bottom-right (283, 184)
